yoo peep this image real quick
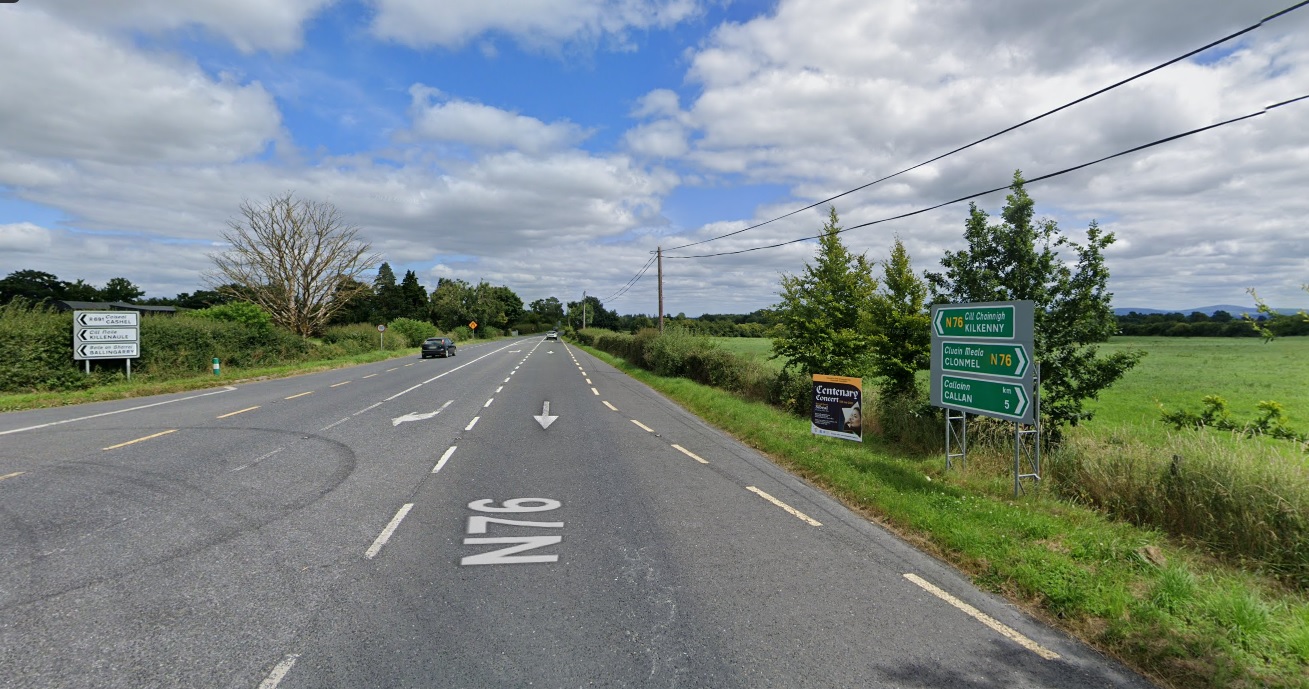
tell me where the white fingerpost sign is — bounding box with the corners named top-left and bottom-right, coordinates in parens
top-left (73, 310), bottom-right (140, 379)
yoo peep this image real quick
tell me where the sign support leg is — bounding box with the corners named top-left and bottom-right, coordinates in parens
top-left (946, 409), bottom-right (966, 470)
top-left (126, 358), bottom-right (131, 382)
top-left (1013, 363), bottom-right (1041, 496)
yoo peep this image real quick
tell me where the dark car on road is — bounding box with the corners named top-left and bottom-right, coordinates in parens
top-left (421, 337), bottom-right (456, 358)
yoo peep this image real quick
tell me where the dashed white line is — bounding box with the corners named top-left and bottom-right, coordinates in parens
top-left (433, 446), bottom-right (457, 473)
top-left (504, 377), bottom-right (511, 383)
top-left (285, 391), bottom-right (313, 400)
top-left (465, 417), bottom-right (480, 431)
top-left (386, 367), bottom-right (399, 372)
top-left (0, 472), bottom-right (26, 482)
top-left (745, 486), bottom-right (822, 526)
top-left (484, 398), bottom-right (494, 408)
top-left (671, 444), bottom-right (709, 464)
top-left (365, 503), bottom-right (414, 559)
top-left (232, 447), bottom-right (283, 472)
top-left (363, 374), bottom-right (378, 379)
top-left (585, 378), bottom-right (592, 384)
top-left (631, 419), bottom-right (654, 433)
top-left (602, 401), bottom-right (618, 411)
top-left (904, 573), bottom-right (1060, 659)
top-left (258, 653), bottom-right (301, 689)
top-left (496, 386), bottom-right (503, 393)
top-left (591, 387), bottom-right (599, 395)
top-left (330, 381), bottom-right (351, 387)
top-left (217, 406), bottom-right (260, 419)
top-left (103, 429), bottom-right (177, 451)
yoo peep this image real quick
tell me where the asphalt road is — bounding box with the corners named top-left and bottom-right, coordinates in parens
top-left (0, 337), bottom-right (1156, 688)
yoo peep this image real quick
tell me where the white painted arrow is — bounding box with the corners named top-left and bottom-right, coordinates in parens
top-left (534, 401), bottom-right (558, 429)
top-left (392, 400), bottom-right (454, 426)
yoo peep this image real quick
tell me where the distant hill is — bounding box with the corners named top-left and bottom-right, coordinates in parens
top-left (1113, 304), bottom-right (1303, 316)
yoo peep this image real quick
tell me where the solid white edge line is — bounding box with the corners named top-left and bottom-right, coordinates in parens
top-left (0, 386), bottom-right (236, 436)
top-left (630, 419), bottom-right (654, 432)
top-left (365, 503), bottom-right (414, 559)
top-left (433, 446), bottom-right (457, 473)
top-left (602, 401), bottom-right (618, 411)
top-left (745, 486), bottom-right (822, 526)
top-left (671, 444), bottom-right (709, 464)
top-left (318, 417), bottom-right (350, 431)
top-left (903, 573), bottom-right (1060, 660)
top-left (465, 417), bottom-right (479, 431)
top-left (258, 653), bottom-right (301, 689)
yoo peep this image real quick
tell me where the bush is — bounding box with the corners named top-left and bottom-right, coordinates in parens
top-left (190, 301), bottom-right (273, 334)
top-left (0, 299), bottom-right (103, 392)
top-left (387, 317), bottom-right (437, 347)
top-left (322, 323), bottom-right (407, 354)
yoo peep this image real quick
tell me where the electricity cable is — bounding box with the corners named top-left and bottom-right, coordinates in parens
top-left (664, 94), bottom-right (1308, 259)
top-left (661, 0), bottom-right (1309, 253)
top-left (599, 254), bottom-right (657, 303)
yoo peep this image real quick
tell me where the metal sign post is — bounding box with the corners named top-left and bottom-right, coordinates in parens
top-left (73, 311), bottom-right (140, 380)
top-left (930, 301), bottom-right (1040, 495)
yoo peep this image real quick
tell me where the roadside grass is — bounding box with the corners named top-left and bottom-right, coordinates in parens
top-left (0, 347), bottom-right (423, 412)
top-left (583, 344), bottom-right (1309, 689)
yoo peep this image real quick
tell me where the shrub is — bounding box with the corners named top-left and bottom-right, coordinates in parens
top-left (191, 301), bottom-right (273, 334)
top-left (322, 323), bottom-right (407, 353)
top-left (0, 299), bottom-right (102, 392)
top-left (387, 317), bottom-right (437, 347)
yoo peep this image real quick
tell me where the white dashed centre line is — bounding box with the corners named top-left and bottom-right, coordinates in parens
top-left (363, 373), bottom-right (378, 379)
top-left (433, 446), bottom-right (457, 473)
top-left (330, 381), bottom-right (351, 387)
top-left (630, 419), bottom-right (654, 432)
top-left (465, 417), bottom-right (480, 431)
top-left (258, 653), bottom-right (301, 689)
top-left (591, 388), bottom-right (599, 396)
top-left (365, 503), bottom-right (414, 559)
top-left (602, 401), bottom-right (617, 411)
top-left (285, 391), bottom-right (313, 400)
top-left (496, 386), bottom-right (503, 393)
top-left (585, 378), bottom-right (592, 384)
top-left (904, 573), bottom-right (1060, 660)
top-left (745, 486), bottom-right (822, 526)
top-left (484, 398), bottom-right (494, 408)
top-left (671, 444), bottom-right (709, 464)
top-left (504, 377), bottom-right (511, 383)
top-left (217, 406), bottom-right (260, 419)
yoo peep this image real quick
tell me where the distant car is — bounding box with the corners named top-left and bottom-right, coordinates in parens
top-left (421, 337), bottom-right (456, 358)
top-left (545, 330), bottom-right (558, 341)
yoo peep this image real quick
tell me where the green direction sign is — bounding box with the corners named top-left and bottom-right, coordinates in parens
top-left (939, 374), bottom-right (1029, 420)
top-left (938, 341), bottom-right (1028, 378)
top-left (933, 304), bottom-right (1015, 339)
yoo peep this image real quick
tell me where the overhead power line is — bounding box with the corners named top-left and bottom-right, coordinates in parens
top-left (661, 0), bottom-right (1309, 253)
top-left (599, 254), bottom-right (657, 303)
top-left (664, 94), bottom-right (1308, 259)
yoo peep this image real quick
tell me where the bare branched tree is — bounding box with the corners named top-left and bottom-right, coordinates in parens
top-left (208, 192), bottom-right (380, 337)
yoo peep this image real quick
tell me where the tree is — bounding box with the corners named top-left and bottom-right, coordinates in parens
top-left (429, 278), bottom-right (472, 331)
top-left (100, 277), bottom-right (145, 302)
top-left (926, 171), bottom-right (1142, 438)
top-left (62, 279), bottom-right (101, 301)
top-left (0, 270), bottom-right (64, 304)
top-left (372, 262), bottom-right (404, 322)
top-left (399, 270), bottom-right (428, 321)
top-left (865, 237), bottom-right (931, 396)
top-left (530, 297), bottom-right (565, 327)
top-left (208, 192), bottom-right (380, 337)
top-left (771, 206), bottom-right (879, 378)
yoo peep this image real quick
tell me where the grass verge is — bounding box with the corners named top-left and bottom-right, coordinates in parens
top-left (583, 345), bottom-right (1309, 689)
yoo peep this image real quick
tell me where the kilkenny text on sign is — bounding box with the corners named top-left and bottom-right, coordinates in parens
top-left (939, 375), bottom-right (1030, 422)
top-left (938, 341), bottom-right (1029, 379)
top-left (933, 305), bottom-right (1015, 339)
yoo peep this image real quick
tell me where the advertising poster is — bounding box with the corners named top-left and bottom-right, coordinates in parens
top-left (811, 374), bottom-right (863, 442)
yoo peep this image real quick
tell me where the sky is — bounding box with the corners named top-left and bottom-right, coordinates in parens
top-left (1, 0), bottom-right (1307, 316)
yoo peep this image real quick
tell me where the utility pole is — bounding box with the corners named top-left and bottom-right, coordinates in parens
top-left (657, 246), bottom-right (664, 333)
top-left (582, 290), bottom-right (587, 330)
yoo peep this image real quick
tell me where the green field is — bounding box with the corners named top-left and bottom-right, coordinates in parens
top-left (714, 335), bottom-right (1309, 432)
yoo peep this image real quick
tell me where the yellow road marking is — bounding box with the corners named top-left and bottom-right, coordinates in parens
top-left (671, 444), bottom-right (709, 464)
top-left (745, 486), bottom-right (821, 526)
top-left (903, 573), bottom-right (1060, 659)
top-left (217, 406), bottom-right (260, 418)
top-left (103, 429), bottom-right (177, 451)
top-left (0, 471), bottom-right (26, 482)
top-left (285, 391), bottom-right (314, 400)
top-left (330, 381), bottom-right (351, 387)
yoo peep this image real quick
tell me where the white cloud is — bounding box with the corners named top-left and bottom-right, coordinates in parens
top-left (367, 0), bottom-right (700, 50)
top-left (625, 121), bottom-right (690, 158)
top-left (0, 223), bottom-right (54, 253)
top-left (38, 0), bottom-right (334, 53)
top-left (407, 86), bottom-right (590, 153)
top-left (0, 9), bottom-right (283, 166)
